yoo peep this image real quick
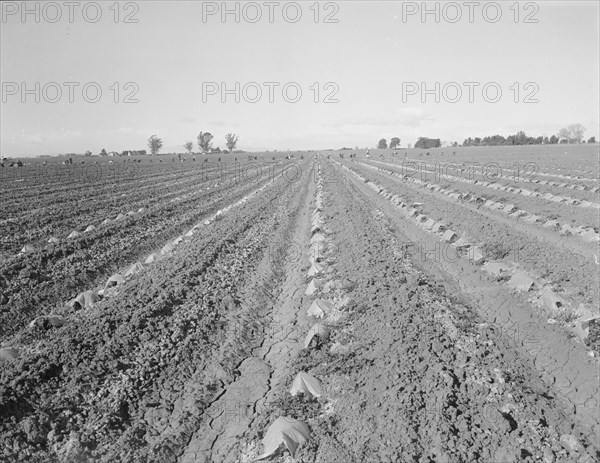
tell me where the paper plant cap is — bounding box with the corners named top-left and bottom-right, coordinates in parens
top-left (305, 278), bottom-right (322, 296)
top-left (307, 299), bottom-right (333, 318)
top-left (254, 417), bottom-right (309, 460)
top-left (579, 316), bottom-right (599, 339)
top-left (290, 371), bottom-right (322, 398)
top-left (71, 290), bottom-right (99, 310)
top-left (0, 347), bottom-right (20, 362)
top-left (144, 253), bottom-right (161, 264)
top-left (20, 244), bottom-right (35, 253)
top-left (124, 261), bottom-right (144, 277)
top-left (307, 262), bottom-right (324, 278)
top-left (303, 323), bottom-right (330, 349)
top-left (161, 242), bottom-right (175, 255)
top-left (104, 273), bottom-right (125, 289)
top-left (310, 233), bottom-right (326, 244)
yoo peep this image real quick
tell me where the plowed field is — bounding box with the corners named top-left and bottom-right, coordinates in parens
top-left (1, 149), bottom-right (598, 462)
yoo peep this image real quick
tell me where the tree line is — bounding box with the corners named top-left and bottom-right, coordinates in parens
top-left (462, 125), bottom-right (594, 146)
top-left (375, 124), bottom-right (595, 150)
top-left (147, 132), bottom-right (239, 156)
top-left (377, 137), bottom-right (440, 149)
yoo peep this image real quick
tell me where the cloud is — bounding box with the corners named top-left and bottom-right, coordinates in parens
top-left (179, 117), bottom-right (197, 124)
top-left (209, 120), bottom-right (226, 127)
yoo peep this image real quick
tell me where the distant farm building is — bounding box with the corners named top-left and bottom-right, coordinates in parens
top-left (122, 150), bottom-right (147, 156)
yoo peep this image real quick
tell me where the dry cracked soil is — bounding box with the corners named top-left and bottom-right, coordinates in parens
top-left (1, 155), bottom-right (598, 463)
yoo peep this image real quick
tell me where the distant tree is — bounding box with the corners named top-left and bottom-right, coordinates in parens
top-left (225, 133), bottom-right (238, 152)
top-left (570, 124), bottom-right (586, 143)
top-left (558, 124), bottom-right (586, 143)
top-left (184, 141), bottom-right (193, 154)
top-left (549, 135), bottom-right (558, 144)
top-left (85, 150), bottom-right (92, 157)
top-left (588, 136), bottom-right (596, 144)
top-left (99, 148), bottom-right (107, 156)
top-left (460, 131), bottom-right (558, 146)
top-left (377, 138), bottom-right (388, 149)
top-left (504, 130), bottom-right (528, 145)
top-left (407, 143), bottom-right (412, 149)
top-left (389, 137), bottom-right (400, 149)
top-left (557, 127), bottom-right (570, 141)
top-left (415, 137), bottom-right (441, 149)
top-left (491, 135), bottom-right (506, 145)
top-left (197, 131), bottom-right (214, 154)
top-left (147, 135), bottom-right (163, 156)
top-left (452, 141), bottom-right (459, 148)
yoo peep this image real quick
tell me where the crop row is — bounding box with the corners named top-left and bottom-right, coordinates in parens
top-left (341, 159), bottom-right (599, 318)
top-left (0, 162), bottom-right (287, 338)
top-left (359, 160), bottom-right (599, 244)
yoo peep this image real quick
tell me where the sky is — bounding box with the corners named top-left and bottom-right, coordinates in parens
top-left (1, 0), bottom-right (599, 156)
